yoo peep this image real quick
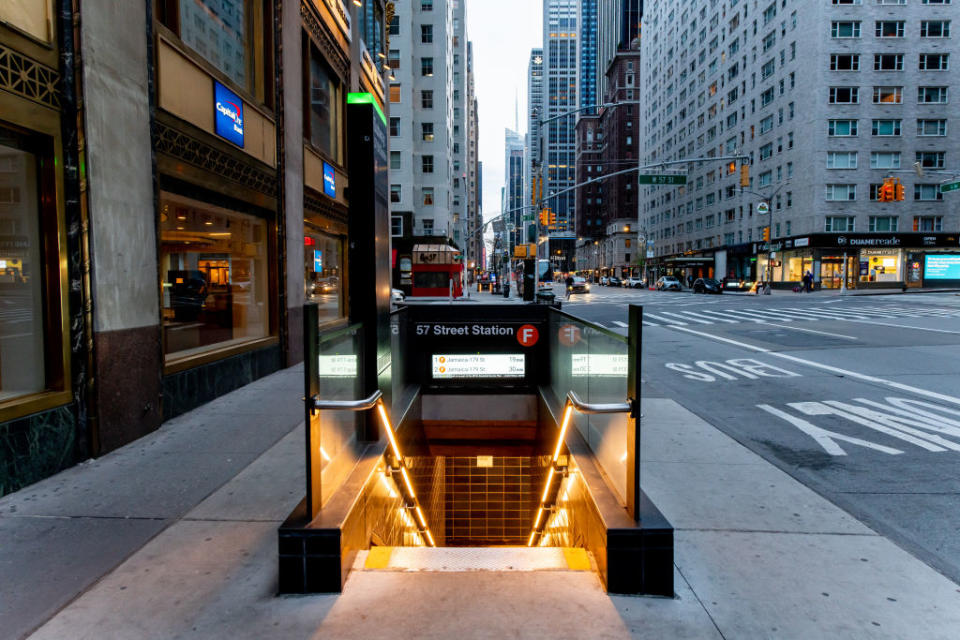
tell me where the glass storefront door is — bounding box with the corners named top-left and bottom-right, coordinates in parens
top-left (820, 255), bottom-right (857, 289)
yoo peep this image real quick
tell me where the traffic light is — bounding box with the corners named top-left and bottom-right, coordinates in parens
top-left (762, 226), bottom-right (770, 242)
top-left (740, 164), bottom-right (750, 187)
top-left (728, 161), bottom-right (737, 175)
top-left (539, 209), bottom-right (549, 225)
top-left (894, 178), bottom-right (904, 201)
top-left (549, 211), bottom-right (557, 226)
top-left (878, 178), bottom-right (895, 202)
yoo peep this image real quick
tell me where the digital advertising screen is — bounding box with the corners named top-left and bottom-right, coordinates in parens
top-left (431, 354), bottom-right (525, 379)
top-left (924, 254), bottom-right (960, 280)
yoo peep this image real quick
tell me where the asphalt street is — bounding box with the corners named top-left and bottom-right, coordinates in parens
top-left (554, 284), bottom-right (960, 585)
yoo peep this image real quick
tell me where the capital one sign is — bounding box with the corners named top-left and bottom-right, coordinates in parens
top-left (214, 81), bottom-right (245, 148)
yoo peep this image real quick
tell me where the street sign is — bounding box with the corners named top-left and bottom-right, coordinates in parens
top-left (940, 180), bottom-right (960, 193)
top-left (638, 174), bottom-right (687, 185)
top-left (757, 202), bottom-right (770, 214)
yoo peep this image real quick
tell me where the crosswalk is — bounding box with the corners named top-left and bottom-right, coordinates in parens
top-left (589, 303), bottom-right (960, 329)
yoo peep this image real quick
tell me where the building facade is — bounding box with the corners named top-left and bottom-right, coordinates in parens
top-left (597, 0), bottom-right (643, 100)
top-left (388, 0), bottom-right (475, 292)
top-left (641, 0), bottom-right (959, 289)
top-left (523, 47), bottom-right (544, 246)
top-left (504, 128), bottom-right (526, 255)
top-left (0, 0), bottom-right (389, 497)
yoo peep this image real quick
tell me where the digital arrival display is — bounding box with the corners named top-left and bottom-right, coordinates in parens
top-left (431, 354), bottom-right (525, 379)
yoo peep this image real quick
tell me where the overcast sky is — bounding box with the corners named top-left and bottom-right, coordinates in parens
top-left (466, 0), bottom-right (542, 223)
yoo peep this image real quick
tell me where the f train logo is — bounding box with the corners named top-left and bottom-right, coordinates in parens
top-left (214, 81), bottom-right (245, 148)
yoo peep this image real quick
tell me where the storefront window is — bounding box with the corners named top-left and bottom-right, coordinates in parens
top-left (309, 46), bottom-right (343, 163)
top-left (159, 193), bottom-right (269, 360)
top-left (860, 251), bottom-right (901, 283)
top-left (0, 139), bottom-right (50, 400)
top-left (304, 229), bottom-right (344, 324)
top-left (178, 0), bottom-right (253, 90)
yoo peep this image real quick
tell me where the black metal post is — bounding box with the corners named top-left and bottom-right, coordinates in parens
top-left (303, 303), bottom-right (320, 518)
top-left (627, 304), bottom-right (643, 521)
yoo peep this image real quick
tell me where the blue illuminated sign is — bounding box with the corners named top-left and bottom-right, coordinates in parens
top-left (924, 254), bottom-right (960, 280)
top-left (214, 82), bottom-right (244, 148)
top-left (323, 162), bottom-right (336, 198)
top-left (314, 250), bottom-right (323, 272)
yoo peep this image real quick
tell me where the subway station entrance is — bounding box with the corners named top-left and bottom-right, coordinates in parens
top-left (278, 302), bottom-right (673, 596)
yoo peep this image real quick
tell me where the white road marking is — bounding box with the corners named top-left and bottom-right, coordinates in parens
top-left (756, 404), bottom-right (904, 456)
top-left (612, 320), bottom-right (629, 328)
top-left (759, 323), bottom-right (859, 340)
top-left (694, 310), bottom-right (739, 323)
top-left (644, 312), bottom-right (688, 325)
top-left (836, 318), bottom-right (960, 335)
top-left (667, 324), bottom-right (960, 408)
top-left (662, 311), bottom-right (714, 325)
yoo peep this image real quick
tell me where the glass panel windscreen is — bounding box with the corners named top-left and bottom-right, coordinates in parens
top-left (549, 310), bottom-right (630, 504)
top-left (315, 323), bottom-right (364, 506)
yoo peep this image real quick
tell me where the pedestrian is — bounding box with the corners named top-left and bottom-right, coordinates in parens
top-left (565, 273), bottom-right (574, 300)
top-left (687, 275), bottom-right (694, 289)
top-left (804, 270), bottom-right (813, 293)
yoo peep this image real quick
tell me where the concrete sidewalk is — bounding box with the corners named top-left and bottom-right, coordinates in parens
top-left (4, 366), bottom-right (960, 639)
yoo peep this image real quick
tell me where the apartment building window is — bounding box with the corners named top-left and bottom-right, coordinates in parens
top-left (761, 87), bottom-right (775, 106)
top-left (422, 188), bottom-right (434, 205)
top-left (421, 155), bottom-right (434, 173)
top-left (759, 115), bottom-right (774, 133)
top-left (873, 86), bottom-right (902, 104)
top-left (833, 0), bottom-right (863, 5)
top-left (307, 46), bottom-right (343, 162)
top-left (389, 17), bottom-right (400, 36)
top-left (390, 117), bottom-right (400, 137)
top-left (827, 151), bottom-right (858, 169)
top-left (829, 87), bottom-right (859, 103)
top-left (760, 143), bottom-right (774, 160)
top-left (825, 216), bottom-right (856, 231)
top-left (421, 0), bottom-right (433, 10)
top-left (388, 49), bottom-right (400, 70)
top-left (917, 151), bottom-right (946, 168)
top-left (917, 119), bottom-right (947, 136)
top-left (870, 152), bottom-right (901, 169)
top-left (831, 22), bottom-right (861, 38)
top-left (389, 85), bottom-right (401, 103)
top-left (920, 53), bottom-right (950, 70)
top-left (759, 171), bottom-right (773, 186)
top-left (918, 87), bottom-right (948, 103)
top-left (874, 54), bottom-right (903, 71)
top-left (872, 119), bottom-right (901, 136)
top-left (869, 216), bottom-right (899, 232)
top-left (390, 184), bottom-right (401, 203)
top-left (421, 90), bottom-right (433, 109)
top-left (920, 21), bottom-right (950, 37)
top-left (875, 21), bottom-right (905, 38)
top-left (390, 151), bottom-right (401, 170)
top-left (829, 119), bottom-right (858, 136)
top-left (421, 58), bottom-right (433, 76)
top-left (914, 185), bottom-right (943, 201)
top-left (913, 216), bottom-right (942, 231)
top-left (826, 184), bottom-right (857, 201)
top-left (421, 123), bottom-right (434, 142)
top-left (830, 54), bottom-right (860, 71)
top-left (762, 59), bottom-right (776, 78)
top-left (391, 215), bottom-right (403, 236)
top-left (786, 192), bottom-right (793, 207)
top-left (420, 24), bottom-right (433, 43)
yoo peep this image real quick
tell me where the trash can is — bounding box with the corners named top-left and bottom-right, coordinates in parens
top-left (502, 283), bottom-right (510, 298)
top-left (536, 291), bottom-right (556, 304)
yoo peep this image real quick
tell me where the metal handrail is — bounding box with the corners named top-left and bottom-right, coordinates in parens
top-left (567, 390), bottom-right (631, 415)
top-left (313, 389), bottom-right (382, 411)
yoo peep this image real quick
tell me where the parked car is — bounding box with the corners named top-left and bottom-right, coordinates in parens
top-left (568, 277), bottom-right (590, 294)
top-left (599, 276), bottom-right (610, 286)
top-left (608, 276), bottom-right (623, 287)
top-left (626, 276), bottom-right (646, 289)
top-left (693, 277), bottom-right (723, 294)
top-left (655, 275), bottom-right (682, 291)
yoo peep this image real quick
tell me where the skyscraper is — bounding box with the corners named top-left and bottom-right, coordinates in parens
top-left (505, 128), bottom-right (526, 255)
top-left (598, 0), bottom-right (643, 99)
top-left (524, 48), bottom-right (544, 246)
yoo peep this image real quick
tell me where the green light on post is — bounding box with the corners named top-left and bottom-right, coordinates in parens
top-left (347, 92), bottom-right (387, 127)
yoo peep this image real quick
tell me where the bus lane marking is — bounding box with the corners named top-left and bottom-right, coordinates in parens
top-left (667, 324), bottom-right (960, 408)
top-left (665, 358), bottom-right (801, 382)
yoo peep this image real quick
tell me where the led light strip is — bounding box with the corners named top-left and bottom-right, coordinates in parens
top-left (528, 402), bottom-right (574, 546)
top-left (376, 399), bottom-right (435, 547)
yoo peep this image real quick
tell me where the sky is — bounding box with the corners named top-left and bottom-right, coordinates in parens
top-left (466, 0), bottom-right (542, 224)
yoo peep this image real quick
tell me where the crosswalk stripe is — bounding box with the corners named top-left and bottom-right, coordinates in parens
top-left (612, 320), bottom-right (629, 327)
top-left (692, 310), bottom-right (738, 323)
top-left (641, 321), bottom-right (659, 327)
top-left (661, 311), bottom-right (713, 325)
top-left (731, 308), bottom-right (797, 322)
top-left (700, 309), bottom-right (768, 323)
top-left (644, 312), bottom-right (688, 325)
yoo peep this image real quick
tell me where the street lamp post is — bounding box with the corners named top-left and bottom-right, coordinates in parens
top-left (741, 183), bottom-right (788, 292)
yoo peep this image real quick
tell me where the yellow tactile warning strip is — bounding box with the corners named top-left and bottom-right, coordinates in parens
top-left (360, 547), bottom-right (592, 571)
top-left (563, 547), bottom-right (591, 571)
top-left (365, 546), bottom-right (394, 569)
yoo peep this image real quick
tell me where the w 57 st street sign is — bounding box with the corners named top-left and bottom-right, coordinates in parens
top-left (940, 180), bottom-right (960, 193)
top-left (638, 174), bottom-right (687, 185)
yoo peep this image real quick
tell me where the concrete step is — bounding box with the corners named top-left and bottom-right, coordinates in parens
top-left (356, 546), bottom-right (592, 572)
